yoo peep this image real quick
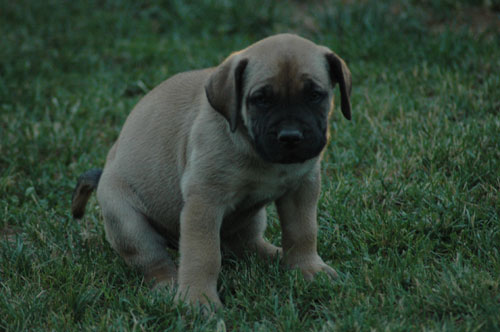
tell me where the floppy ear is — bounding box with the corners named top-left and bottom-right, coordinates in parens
top-left (205, 57), bottom-right (249, 132)
top-left (325, 52), bottom-right (352, 120)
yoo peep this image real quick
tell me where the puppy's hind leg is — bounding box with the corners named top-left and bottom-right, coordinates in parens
top-left (97, 181), bottom-right (177, 288)
top-left (222, 208), bottom-right (282, 261)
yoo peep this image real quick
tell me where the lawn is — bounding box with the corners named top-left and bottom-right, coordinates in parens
top-left (1, 0), bottom-right (499, 330)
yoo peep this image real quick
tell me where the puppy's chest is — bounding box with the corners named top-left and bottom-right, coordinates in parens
top-left (233, 167), bottom-right (304, 211)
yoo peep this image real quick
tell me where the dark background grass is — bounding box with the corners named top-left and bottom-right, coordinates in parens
top-left (1, 0), bottom-right (499, 330)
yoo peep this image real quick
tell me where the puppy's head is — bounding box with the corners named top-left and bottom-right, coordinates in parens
top-left (205, 34), bottom-right (352, 164)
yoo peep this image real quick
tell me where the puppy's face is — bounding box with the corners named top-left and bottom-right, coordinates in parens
top-left (205, 34), bottom-right (352, 164)
top-left (243, 60), bottom-right (331, 164)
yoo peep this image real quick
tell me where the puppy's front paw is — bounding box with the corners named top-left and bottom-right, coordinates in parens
top-left (300, 261), bottom-right (338, 281)
top-left (174, 287), bottom-right (223, 313)
top-left (286, 255), bottom-right (338, 281)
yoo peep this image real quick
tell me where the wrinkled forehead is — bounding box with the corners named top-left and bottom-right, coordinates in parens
top-left (243, 40), bottom-right (330, 93)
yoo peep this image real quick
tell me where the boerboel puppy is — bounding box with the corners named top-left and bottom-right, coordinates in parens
top-left (72, 33), bottom-right (352, 310)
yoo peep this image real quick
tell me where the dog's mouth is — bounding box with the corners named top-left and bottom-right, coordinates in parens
top-left (274, 154), bottom-right (310, 164)
top-left (248, 120), bottom-right (327, 164)
top-left (253, 138), bottom-right (325, 164)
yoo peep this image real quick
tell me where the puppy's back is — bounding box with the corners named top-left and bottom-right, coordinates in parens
top-left (98, 68), bottom-right (215, 225)
top-left (108, 68), bottom-right (213, 166)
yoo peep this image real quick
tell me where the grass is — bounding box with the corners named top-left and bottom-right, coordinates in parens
top-left (1, 0), bottom-right (499, 330)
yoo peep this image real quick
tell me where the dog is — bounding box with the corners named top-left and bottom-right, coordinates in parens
top-left (72, 33), bottom-right (352, 310)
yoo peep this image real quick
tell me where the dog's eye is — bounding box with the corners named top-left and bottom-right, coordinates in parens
top-left (250, 94), bottom-right (273, 108)
top-left (308, 90), bottom-right (326, 103)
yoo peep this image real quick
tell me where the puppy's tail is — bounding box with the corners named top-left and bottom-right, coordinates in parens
top-left (71, 169), bottom-right (103, 219)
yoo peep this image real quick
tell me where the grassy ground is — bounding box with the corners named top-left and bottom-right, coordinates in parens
top-left (1, 0), bottom-right (499, 330)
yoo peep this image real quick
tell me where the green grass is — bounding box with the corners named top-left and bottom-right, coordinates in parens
top-left (1, 0), bottom-right (499, 330)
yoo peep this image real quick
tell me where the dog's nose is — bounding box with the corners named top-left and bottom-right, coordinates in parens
top-left (277, 129), bottom-right (304, 145)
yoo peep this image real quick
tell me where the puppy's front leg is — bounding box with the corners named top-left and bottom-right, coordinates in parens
top-left (276, 169), bottom-right (337, 281)
top-left (175, 197), bottom-right (224, 309)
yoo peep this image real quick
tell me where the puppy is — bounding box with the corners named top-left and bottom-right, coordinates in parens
top-left (72, 33), bottom-right (352, 309)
